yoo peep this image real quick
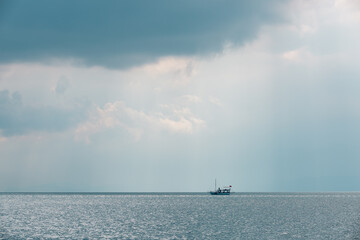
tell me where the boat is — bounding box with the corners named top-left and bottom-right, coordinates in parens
top-left (210, 179), bottom-right (232, 195)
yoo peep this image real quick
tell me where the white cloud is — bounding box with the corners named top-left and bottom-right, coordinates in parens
top-left (208, 97), bottom-right (222, 107)
top-left (75, 101), bottom-right (205, 143)
top-left (334, 0), bottom-right (360, 22)
top-left (181, 95), bottom-right (202, 104)
top-left (129, 56), bottom-right (199, 87)
top-left (286, 0), bottom-right (360, 32)
top-left (282, 47), bottom-right (315, 63)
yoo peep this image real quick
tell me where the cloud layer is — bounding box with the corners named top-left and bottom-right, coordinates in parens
top-left (0, 89), bottom-right (85, 136)
top-left (75, 101), bottom-right (205, 143)
top-left (0, 0), bottom-right (286, 68)
top-left (1, 0), bottom-right (360, 191)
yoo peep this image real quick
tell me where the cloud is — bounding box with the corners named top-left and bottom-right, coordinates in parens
top-left (182, 95), bottom-right (202, 104)
top-left (2, 0), bottom-right (360, 192)
top-left (281, 47), bottom-right (315, 63)
top-left (55, 76), bottom-right (70, 95)
top-left (0, 89), bottom-right (86, 136)
top-left (75, 101), bottom-right (205, 143)
top-left (0, 0), bottom-right (288, 68)
top-left (208, 96), bottom-right (222, 107)
top-left (134, 57), bottom-right (198, 87)
top-left (0, 89), bottom-right (21, 105)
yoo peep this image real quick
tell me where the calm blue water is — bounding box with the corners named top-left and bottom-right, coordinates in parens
top-left (1, 192), bottom-right (360, 239)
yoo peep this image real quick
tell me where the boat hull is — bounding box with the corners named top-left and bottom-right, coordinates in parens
top-left (210, 191), bottom-right (230, 195)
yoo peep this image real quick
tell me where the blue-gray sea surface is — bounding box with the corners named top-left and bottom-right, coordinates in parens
top-left (1, 192), bottom-right (360, 239)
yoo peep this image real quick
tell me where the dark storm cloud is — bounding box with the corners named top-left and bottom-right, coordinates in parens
top-left (0, 0), bottom-right (287, 68)
top-left (0, 90), bottom-right (85, 136)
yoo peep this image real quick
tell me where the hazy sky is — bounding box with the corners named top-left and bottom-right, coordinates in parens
top-left (1, 0), bottom-right (360, 192)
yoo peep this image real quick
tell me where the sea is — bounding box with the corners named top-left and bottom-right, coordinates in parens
top-left (1, 192), bottom-right (360, 239)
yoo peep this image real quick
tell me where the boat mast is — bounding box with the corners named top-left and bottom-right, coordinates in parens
top-left (215, 179), bottom-right (217, 191)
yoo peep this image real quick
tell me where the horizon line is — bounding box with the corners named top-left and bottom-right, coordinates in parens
top-left (2, 191), bottom-right (360, 194)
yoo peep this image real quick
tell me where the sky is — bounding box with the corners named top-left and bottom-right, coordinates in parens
top-left (1, 0), bottom-right (360, 192)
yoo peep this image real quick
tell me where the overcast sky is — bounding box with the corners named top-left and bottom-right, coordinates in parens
top-left (1, 0), bottom-right (360, 192)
